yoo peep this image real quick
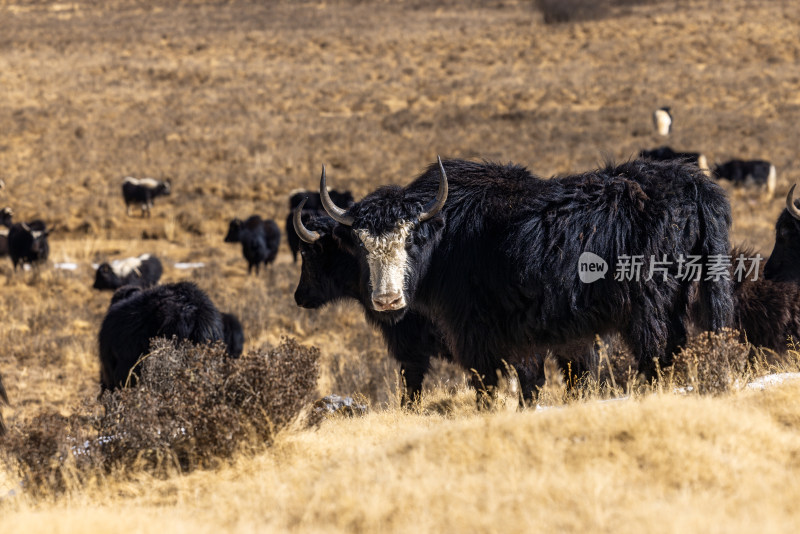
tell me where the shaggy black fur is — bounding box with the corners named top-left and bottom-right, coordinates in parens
top-left (122, 178), bottom-right (171, 217)
top-left (98, 281), bottom-right (227, 392)
top-left (286, 190), bottom-right (354, 263)
top-left (294, 215), bottom-right (450, 405)
top-left (763, 200), bottom-right (800, 283)
top-left (93, 255), bottom-right (163, 290)
top-left (8, 222), bottom-right (50, 271)
top-left (224, 216), bottom-right (281, 275)
top-left (331, 158), bottom-right (734, 400)
top-left (729, 246), bottom-right (800, 353)
top-left (110, 285), bottom-right (144, 305)
top-left (221, 312), bottom-right (245, 358)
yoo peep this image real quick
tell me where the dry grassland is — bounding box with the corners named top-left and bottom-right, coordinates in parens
top-left (1, 0), bottom-right (800, 531)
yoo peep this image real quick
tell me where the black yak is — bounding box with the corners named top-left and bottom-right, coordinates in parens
top-left (316, 158), bottom-right (734, 403)
top-left (224, 216), bottom-right (281, 275)
top-left (763, 186), bottom-right (800, 284)
top-left (122, 177), bottom-right (171, 217)
top-left (713, 159), bottom-right (776, 197)
top-left (8, 221), bottom-right (50, 271)
top-left (726, 246), bottom-right (800, 354)
top-left (93, 254), bottom-right (163, 290)
top-left (640, 146), bottom-right (710, 176)
top-left (293, 210), bottom-right (451, 405)
top-left (286, 189), bottom-right (354, 263)
top-left (98, 281), bottom-right (235, 392)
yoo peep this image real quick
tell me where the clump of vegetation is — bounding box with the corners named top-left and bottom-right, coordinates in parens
top-left (671, 328), bottom-right (750, 395)
top-left (0, 337), bottom-right (319, 495)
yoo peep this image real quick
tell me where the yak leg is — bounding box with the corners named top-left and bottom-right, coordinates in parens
top-left (400, 358), bottom-right (430, 408)
top-left (513, 352), bottom-right (546, 408)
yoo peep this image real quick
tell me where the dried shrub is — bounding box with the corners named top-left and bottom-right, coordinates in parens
top-left (671, 329), bottom-right (750, 395)
top-left (1, 337), bottom-right (319, 493)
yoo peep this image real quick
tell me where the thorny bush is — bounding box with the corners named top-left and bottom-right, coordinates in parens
top-left (1, 337), bottom-right (319, 495)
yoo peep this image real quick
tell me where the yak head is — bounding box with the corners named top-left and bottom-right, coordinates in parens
top-left (292, 207), bottom-right (362, 309)
top-left (764, 184), bottom-right (800, 283)
top-left (93, 262), bottom-right (122, 289)
top-left (224, 218), bottom-right (242, 243)
top-left (304, 158), bottom-right (448, 322)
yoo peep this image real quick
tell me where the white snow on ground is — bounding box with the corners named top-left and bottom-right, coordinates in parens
top-left (174, 262), bottom-right (205, 270)
top-left (53, 262), bottom-right (78, 270)
top-left (746, 373), bottom-right (800, 390)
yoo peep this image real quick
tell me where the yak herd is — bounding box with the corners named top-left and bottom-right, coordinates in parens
top-left (0, 112), bottom-right (794, 434)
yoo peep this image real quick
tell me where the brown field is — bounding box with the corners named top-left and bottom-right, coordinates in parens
top-left (2, 0), bottom-right (800, 531)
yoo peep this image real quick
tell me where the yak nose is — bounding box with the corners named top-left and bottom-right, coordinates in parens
top-left (372, 292), bottom-right (405, 311)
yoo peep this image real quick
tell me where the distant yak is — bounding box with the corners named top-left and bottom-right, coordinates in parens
top-left (224, 216), bottom-right (281, 274)
top-left (93, 254), bottom-right (163, 290)
top-left (98, 282), bottom-right (242, 392)
top-left (122, 177), bottom-right (171, 217)
top-left (713, 159), bottom-right (776, 197)
top-left (639, 146), bottom-right (710, 176)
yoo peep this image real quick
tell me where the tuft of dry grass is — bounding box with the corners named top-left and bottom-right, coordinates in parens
top-left (1, 338), bottom-right (319, 495)
top-left (671, 328), bottom-right (750, 394)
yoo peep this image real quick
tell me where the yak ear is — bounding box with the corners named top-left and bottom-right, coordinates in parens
top-left (332, 224), bottom-right (357, 252)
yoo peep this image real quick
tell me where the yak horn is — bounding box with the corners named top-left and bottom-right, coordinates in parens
top-left (293, 198), bottom-right (320, 243)
top-left (319, 165), bottom-right (354, 226)
top-left (787, 184), bottom-right (800, 221)
top-left (419, 155), bottom-right (449, 222)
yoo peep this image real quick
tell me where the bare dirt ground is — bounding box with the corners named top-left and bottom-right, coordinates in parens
top-left (1, 0), bottom-right (800, 531)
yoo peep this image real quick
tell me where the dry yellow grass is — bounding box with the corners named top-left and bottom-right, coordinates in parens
top-left (2, 0), bottom-right (800, 531)
top-left (4, 382), bottom-right (800, 532)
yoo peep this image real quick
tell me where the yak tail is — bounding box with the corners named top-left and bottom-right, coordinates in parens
top-left (695, 183), bottom-right (735, 332)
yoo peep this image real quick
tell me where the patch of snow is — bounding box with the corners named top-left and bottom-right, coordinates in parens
top-left (174, 262), bottom-right (205, 270)
top-left (746, 373), bottom-right (800, 390)
top-left (54, 262), bottom-right (78, 271)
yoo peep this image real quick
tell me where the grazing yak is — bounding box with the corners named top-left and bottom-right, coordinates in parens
top-left (8, 222), bottom-right (50, 271)
top-left (98, 281), bottom-right (242, 391)
top-left (316, 158), bottom-right (734, 403)
top-left (286, 189), bottom-right (354, 263)
top-left (122, 177), bottom-right (171, 217)
top-left (93, 254), bottom-right (163, 290)
top-left (652, 106), bottom-right (673, 136)
top-left (713, 159), bottom-right (776, 197)
top-left (293, 209), bottom-right (451, 405)
top-left (224, 216), bottom-right (281, 275)
top-left (1, 207), bottom-right (48, 265)
top-left (640, 146), bottom-right (710, 176)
